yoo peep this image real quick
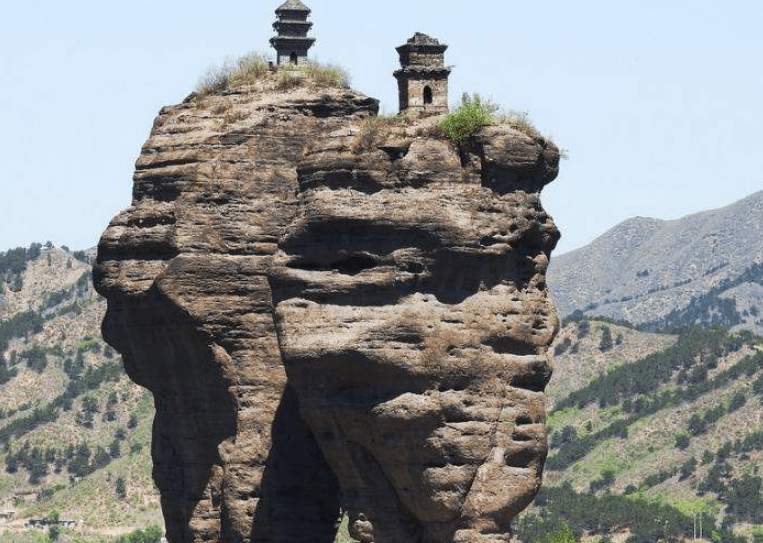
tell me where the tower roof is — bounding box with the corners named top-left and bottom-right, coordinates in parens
top-left (276, 0), bottom-right (311, 13)
top-left (406, 32), bottom-right (442, 47)
top-left (396, 32), bottom-right (448, 59)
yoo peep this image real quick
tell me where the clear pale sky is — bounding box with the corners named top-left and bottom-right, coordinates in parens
top-left (1, 0), bottom-right (761, 255)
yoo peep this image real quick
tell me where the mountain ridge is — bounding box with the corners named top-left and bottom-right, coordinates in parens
top-left (548, 190), bottom-right (763, 333)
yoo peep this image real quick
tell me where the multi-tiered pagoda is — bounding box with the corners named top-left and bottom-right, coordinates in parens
top-left (270, 0), bottom-right (316, 66)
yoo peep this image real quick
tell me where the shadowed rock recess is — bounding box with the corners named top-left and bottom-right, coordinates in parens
top-left (93, 82), bottom-right (561, 543)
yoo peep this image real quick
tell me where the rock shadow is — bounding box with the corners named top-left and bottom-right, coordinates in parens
top-left (101, 290), bottom-right (237, 543)
top-left (250, 385), bottom-right (341, 543)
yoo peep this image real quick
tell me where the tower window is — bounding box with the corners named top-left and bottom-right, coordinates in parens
top-left (423, 86), bottom-right (433, 105)
top-left (290, 52), bottom-right (298, 65)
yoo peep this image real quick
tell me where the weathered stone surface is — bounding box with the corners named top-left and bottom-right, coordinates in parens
top-left (94, 81), bottom-right (561, 543)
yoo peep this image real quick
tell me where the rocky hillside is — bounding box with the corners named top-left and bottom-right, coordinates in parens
top-left (516, 318), bottom-right (763, 543)
top-left (0, 244), bottom-right (162, 542)
top-left (548, 190), bottom-right (763, 334)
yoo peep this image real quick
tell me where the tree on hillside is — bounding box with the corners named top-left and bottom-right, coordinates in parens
top-left (112, 525), bottom-right (163, 543)
top-left (599, 326), bottom-right (613, 352)
top-left (48, 510), bottom-right (61, 541)
top-left (688, 413), bottom-right (705, 435)
top-left (82, 395), bottom-right (99, 413)
top-left (108, 439), bottom-right (121, 458)
top-left (577, 320), bottom-right (590, 338)
top-left (679, 456), bottom-right (697, 480)
top-left (5, 454), bottom-right (18, 473)
top-left (28, 446), bottom-right (48, 483)
top-left (116, 476), bottom-right (127, 499)
top-left (674, 431), bottom-right (690, 450)
top-left (538, 522), bottom-right (577, 543)
top-left (69, 442), bottom-right (91, 477)
top-left (22, 345), bottom-right (48, 372)
top-left (92, 446), bottom-right (111, 470)
top-left (0, 354), bottom-right (17, 385)
top-left (554, 337), bottom-right (573, 356)
top-left (726, 475), bottom-right (763, 522)
top-left (728, 391), bottom-right (746, 412)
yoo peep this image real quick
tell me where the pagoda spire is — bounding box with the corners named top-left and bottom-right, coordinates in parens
top-left (270, 0), bottom-right (316, 66)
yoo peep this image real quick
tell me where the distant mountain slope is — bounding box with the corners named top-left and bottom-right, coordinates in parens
top-left (516, 319), bottom-right (763, 543)
top-left (548, 190), bottom-right (763, 333)
top-left (0, 244), bottom-right (161, 541)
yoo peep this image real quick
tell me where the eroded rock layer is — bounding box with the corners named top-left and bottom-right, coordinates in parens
top-left (94, 83), bottom-right (561, 543)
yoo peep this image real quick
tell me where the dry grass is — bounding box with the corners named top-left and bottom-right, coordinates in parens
top-left (496, 110), bottom-right (569, 158)
top-left (349, 114), bottom-right (411, 153)
top-left (196, 52), bottom-right (351, 95)
top-left (496, 110), bottom-right (542, 139)
top-left (196, 53), bottom-right (270, 94)
top-left (349, 113), bottom-right (447, 154)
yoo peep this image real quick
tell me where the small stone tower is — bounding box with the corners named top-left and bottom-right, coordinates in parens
top-left (270, 0), bottom-right (315, 66)
top-left (394, 33), bottom-right (451, 116)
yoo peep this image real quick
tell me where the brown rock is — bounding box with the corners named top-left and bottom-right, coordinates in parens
top-left (94, 80), bottom-right (560, 543)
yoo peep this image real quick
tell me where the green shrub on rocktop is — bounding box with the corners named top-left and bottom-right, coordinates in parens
top-left (440, 93), bottom-right (497, 141)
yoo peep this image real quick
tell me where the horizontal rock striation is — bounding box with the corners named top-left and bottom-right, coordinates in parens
top-left (94, 81), bottom-right (561, 543)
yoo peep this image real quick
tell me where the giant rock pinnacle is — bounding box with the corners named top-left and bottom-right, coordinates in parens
top-left (93, 80), bottom-right (561, 543)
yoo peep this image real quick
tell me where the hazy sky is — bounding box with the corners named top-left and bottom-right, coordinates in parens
top-left (1, 0), bottom-right (761, 255)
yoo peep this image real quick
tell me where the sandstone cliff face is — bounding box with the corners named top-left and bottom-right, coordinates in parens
top-left (94, 81), bottom-right (561, 543)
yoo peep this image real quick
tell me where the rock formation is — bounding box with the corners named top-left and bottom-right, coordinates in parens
top-left (94, 76), bottom-right (561, 543)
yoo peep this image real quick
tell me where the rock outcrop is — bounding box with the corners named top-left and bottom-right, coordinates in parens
top-left (94, 79), bottom-right (561, 543)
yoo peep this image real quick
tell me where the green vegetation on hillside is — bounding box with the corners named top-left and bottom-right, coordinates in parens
top-left (0, 311), bottom-right (45, 384)
top-left (0, 245), bottom-right (161, 535)
top-left (554, 326), bottom-right (760, 414)
top-left (640, 260), bottom-right (763, 332)
top-left (0, 359), bottom-right (123, 445)
top-left (0, 243), bottom-right (43, 292)
top-left (517, 483), bottom-right (744, 543)
top-left (1, 311), bottom-right (44, 355)
top-left (0, 524), bottom-right (163, 543)
top-left (537, 319), bottom-right (763, 541)
top-left (109, 525), bottom-right (163, 543)
top-left (549, 331), bottom-right (763, 472)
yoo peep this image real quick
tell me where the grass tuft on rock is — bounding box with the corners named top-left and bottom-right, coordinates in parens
top-left (196, 52), bottom-right (351, 94)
